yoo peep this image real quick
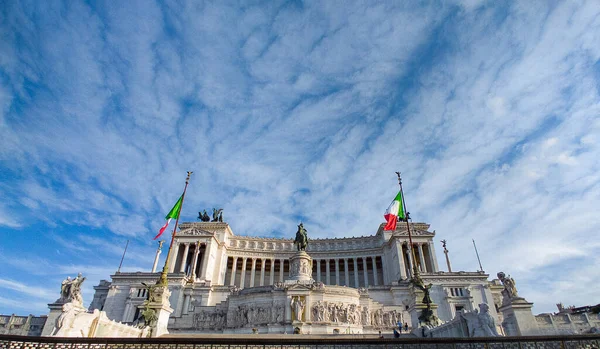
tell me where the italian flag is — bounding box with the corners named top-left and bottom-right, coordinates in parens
top-left (384, 191), bottom-right (406, 231)
top-left (154, 194), bottom-right (183, 240)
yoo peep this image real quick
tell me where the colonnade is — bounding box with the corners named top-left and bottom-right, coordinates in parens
top-left (168, 239), bottom-right (438, 287)
top-left (401, 242), bottom-right (437, 277)
top-left (168, 242), bottom-right (209, 280)
top-left (223, 255), bottom-right (387, 289)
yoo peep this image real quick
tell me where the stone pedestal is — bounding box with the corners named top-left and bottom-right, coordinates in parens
top-left (41, 301), bottom-right (87, 336)
top-left (498, 297), bottom-right (539, 336)
top-left (41, 302), bottom-right (65, 336)
top-left (286, 251), bottom-right (313, 283)
top-left (408, 287), bottom-right (439, 330)
top-left (145, 286), bottom-right (174, 337)
top-left (408, 302), bottom-right (439, 327)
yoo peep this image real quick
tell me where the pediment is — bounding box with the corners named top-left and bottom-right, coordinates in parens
top-left (394, 229), bottom-right (434, 236)
top-left (286, 283), bottom-right (314, 291)
top-left (178, 228), bottom-right (215, 237)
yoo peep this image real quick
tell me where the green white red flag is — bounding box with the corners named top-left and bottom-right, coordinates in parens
top-left (384, 191), bottom-right (406, 231)
top-left (154, 194), bottom-right (183, 240)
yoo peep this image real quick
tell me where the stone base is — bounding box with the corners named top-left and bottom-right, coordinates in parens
top-left (499, 297), bottom-right (539, 336)
top-left (287, 251), bottom-right (313, 282)
top-left (41, 302), bottom-right (87, 337)
top-left (145, 286), bottom-right (174, 337)
top-left (408, 303), bottom-right (439, 327)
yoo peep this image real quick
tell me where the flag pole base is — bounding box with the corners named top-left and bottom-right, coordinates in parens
top-left (157, 265), bottom-right (169, 286)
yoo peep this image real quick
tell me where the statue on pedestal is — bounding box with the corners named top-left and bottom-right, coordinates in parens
top-left (497, 271), bottom-right (519, 303)
top-left (294, 223), bottom-right (308, 251)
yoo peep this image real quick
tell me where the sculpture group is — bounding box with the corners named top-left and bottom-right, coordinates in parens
top-left (461, 303), bottom-right (499, 337)
top-left (198, 208), bottom-right (223, 222)
top-left (311, 301), bottom-right (400, 327)
top-left (59, 273), bottom-right (86, 306)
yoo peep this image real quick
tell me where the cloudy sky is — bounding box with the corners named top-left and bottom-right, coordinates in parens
top-left (1, 0), bottom-right (599, 316)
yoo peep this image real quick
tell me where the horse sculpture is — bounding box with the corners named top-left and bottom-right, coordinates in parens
top-left (294, 223), bottom-right (308, 251)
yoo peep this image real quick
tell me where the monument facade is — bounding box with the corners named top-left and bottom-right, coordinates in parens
top-left (84, 221), bottom-right (509, 335)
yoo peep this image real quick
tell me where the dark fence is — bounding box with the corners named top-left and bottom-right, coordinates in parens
top-left (1, 334), bottom-right (599, 349)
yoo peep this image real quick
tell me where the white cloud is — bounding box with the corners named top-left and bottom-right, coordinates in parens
top-left (0, 279), bottom-right (56, 301)
top-left (0, 1), bottom-right (599, 315)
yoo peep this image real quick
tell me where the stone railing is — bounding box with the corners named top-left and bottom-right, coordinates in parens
top-left (535, 313), bottom-right (600, 335)
top-left (426, 316), bottom-right (469, 338)
top-left (1, 333), bottom-right (599, 349)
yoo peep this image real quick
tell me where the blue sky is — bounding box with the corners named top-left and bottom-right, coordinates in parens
top-left (1, 1), bottom-right (599, 316)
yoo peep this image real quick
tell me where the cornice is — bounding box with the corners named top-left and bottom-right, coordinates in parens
top-left (223, 248), bottom-right (387, 259)
top-left (175, 221), bottom-right (436, 253)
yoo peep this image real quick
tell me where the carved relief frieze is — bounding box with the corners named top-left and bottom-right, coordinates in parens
top-left (225, 301), bottom-right (284, 328)
top-left (310, 301), bottom-right (400, 327)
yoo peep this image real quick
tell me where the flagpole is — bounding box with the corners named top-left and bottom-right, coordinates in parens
top-left (117, 240), bottom-right (129, 273)
top-left (395, 171), bottom-right (421, 283)
top-left (157, 171), bottom-right (193, 286)
top-left (472, 239), bottom-right (484, 272)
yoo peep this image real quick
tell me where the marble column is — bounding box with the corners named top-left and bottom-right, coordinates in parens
top-left (269, 259), bottom-right (275, 285)
top-left (316, 259), bottom-right (321, 282)
top-left (279, 259), bottom-right (285, 282)
top-left (182, 294), bottom-right (190, 315)
top-left (230, 257), bottom-right (238, 286)
top-left (250, 258), bottom-right (257, 287)
top-left (240, 258), bottom-right (248, 288)
top-left (326, 260), bottom-right (331, 285)
top-left (353, 258), bottom-right (359, 287)
top-left (397, 242), bottom-right (407, 280)
top-left (190, 242), bottom-right (201, 279)
top-left (259, 258), bottom-right (266, 286)
top-left (179, 243), bottom-right (190, 273)
top-left (372, 256), bottom-right (379, 286)
top-left (200, 241), bottom-right (211, 279)
top-left (428, 241), bottom-right (439, 272)
top-left (381, 255), bottom-right (388, 285)
top-left (168, 243), bottom-right (180, 273)
top-left (405, 245), bottom-right (414, 278)
top-left (335, 259), bottom-right (340, 285)
top-left (344, 259), bottom-right (350, 286)
top-left (362, 257), bottom-right (369, 287)
top-left (418, 243), bottom-right (427, 273)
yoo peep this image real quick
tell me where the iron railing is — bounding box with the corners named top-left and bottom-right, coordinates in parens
top-left (0, 334), bottom-right (599, 349)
